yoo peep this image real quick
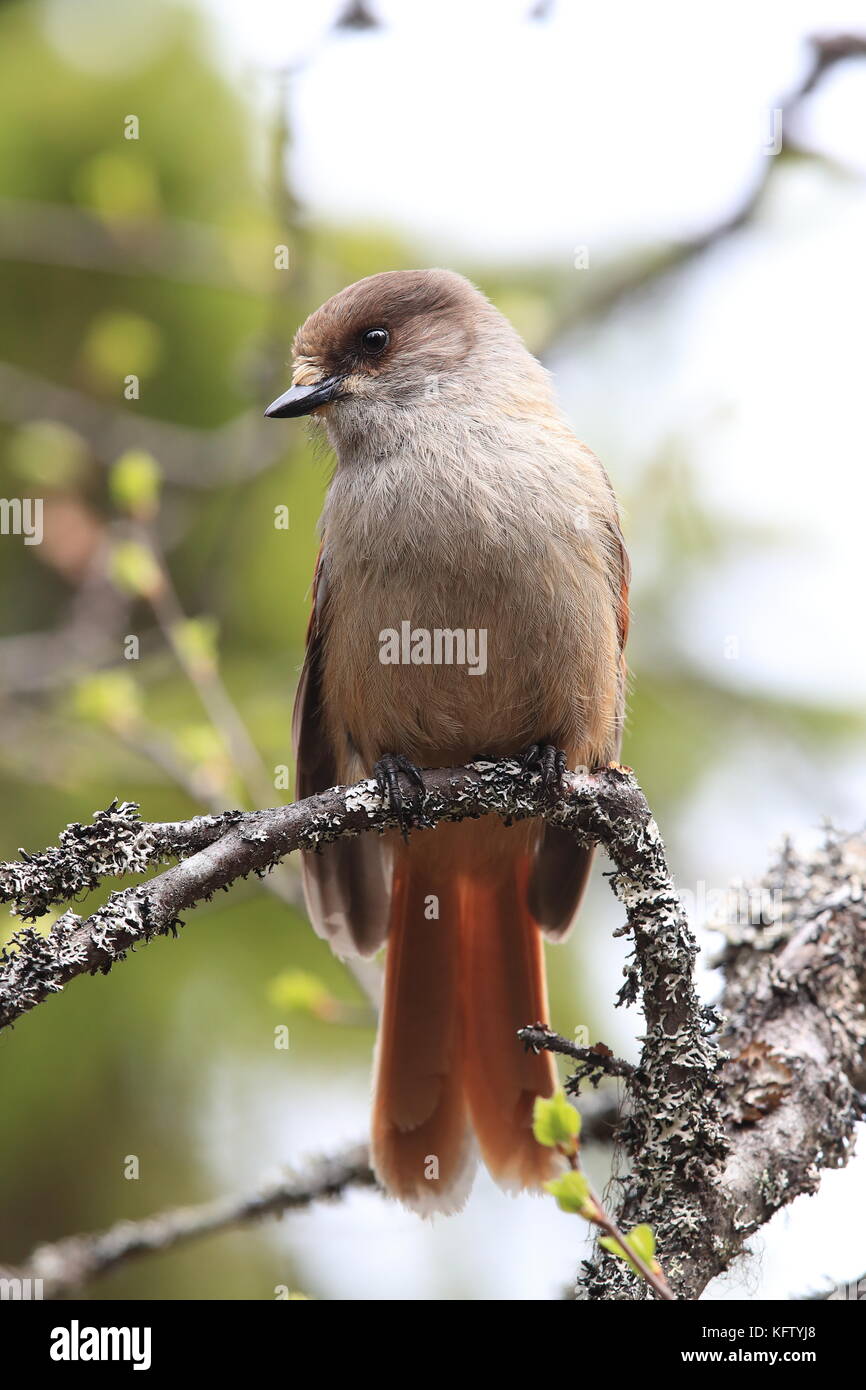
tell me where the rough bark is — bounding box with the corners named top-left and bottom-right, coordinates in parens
top-left (2, 766), bottom-right (863, 1300)
top-left (576, 827), bottom-right (866, 1299)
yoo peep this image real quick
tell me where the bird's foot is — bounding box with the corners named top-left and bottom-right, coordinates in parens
top-left (520, 742), bottom-right (569, 799)
top-left (373, 753), bottom-right (426, 841)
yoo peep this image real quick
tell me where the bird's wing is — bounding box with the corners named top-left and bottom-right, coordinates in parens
top-left (532, 515), bottom-right (631, 941)
top-left (292, 544), bottom-right (392, 958)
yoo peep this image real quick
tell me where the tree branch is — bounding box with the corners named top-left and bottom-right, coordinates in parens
top-left (3, 763), bottom-right (862, 1301)
top-left (518, 1023), bottom-right (635, 1080)
top-left (576, 826), bottom-right (866, 1299)
top-left (0, 758), bottom-right (730, 1299)
top-left (0, 1143), bottom-right (375, 1300)
top-left (539, 32), bottom-right (866, 353)
top-left (0, 1103), bottom-right (623, 1299)
top-left (0, 761), bottom-right (681, 1036)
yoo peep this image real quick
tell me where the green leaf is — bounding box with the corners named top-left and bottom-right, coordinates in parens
top-left (7, 421), bottom-right (89, 489)
top-left (109, 540), bottom-right (163, 598)
top-left (109, 450), bottom-right (162, 520)
top-left (84, 313), bottom-right (162, 388)
top-left (75, 152), bottom-right (161, 222)
top-left (74, 672), bottom-right (142, 733)
top-left (599, 1224), bottom-right (657, 1276)
top-left (627, 1224), bottom-right (656, 1264)
top-left (532, 1089), bottom-right (581, 1149)
top-left (268, 970), bottom-right (336, 1021)
top-left (171, 617), bottom-right (219, 677)
top-left (174, 723), bottom-right (226, 765)
top-left (543, 1170), bottom-right (595, 1216)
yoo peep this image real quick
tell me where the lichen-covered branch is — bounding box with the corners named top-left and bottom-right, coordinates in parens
top-left (573, 792), bottom-right (729, 1299)
top-left (576, 826), bottom-right (866, 1300)
top-left (0, 1143), bottom-right (375, 1299)
top-left (2, 757), bottom-right (718, 1300)
top-left (0, 761), bottom-right (691, 1043)
top-left (0, 800), bottom-right (245, 921)
top-left (708, 829), bottom-right (866, 1283)
top-left (3, 763), bottom-right (861, 1303)
top-left (0, 1105), bottom-right (625, 1299)
top-left (518, 1023), bottom-right (635, 1081)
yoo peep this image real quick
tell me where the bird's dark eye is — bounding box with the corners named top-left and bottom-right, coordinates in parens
top-left (361, 327), bottom-right (389, 355)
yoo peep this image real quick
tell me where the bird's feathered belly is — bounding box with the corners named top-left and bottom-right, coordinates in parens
top-left (322, 557), bottom-right (543, 766)
top-left (319, 502), bottom-right (620, 773)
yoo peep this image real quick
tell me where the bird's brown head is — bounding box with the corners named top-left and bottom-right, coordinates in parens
top-left (264, 269), bottom-right (526, 435)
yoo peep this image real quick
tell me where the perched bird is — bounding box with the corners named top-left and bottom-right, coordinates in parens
top-left (266, 269), bottom-right (630, 1213)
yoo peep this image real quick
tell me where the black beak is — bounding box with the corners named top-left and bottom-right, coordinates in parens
top-left (264, 376), bottom-right (344, 419)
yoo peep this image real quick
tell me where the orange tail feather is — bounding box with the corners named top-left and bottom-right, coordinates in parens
top-left (371, 822), bottom-right (561, 1213)
top-left (371, 830), bottom-right (474, 1213)
top-left (460, 853), bottom-right (559, 1191)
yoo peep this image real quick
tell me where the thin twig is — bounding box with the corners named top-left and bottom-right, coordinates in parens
top-left (518, 1023), bottom-right (635, 1080)
top-left (0, 762), bottom-right (686, 1042)
top-left (584, 1177), bottom-right (674, 1301)
top-left (538, 32), bottom-right (866, 352)
top-left (0, 1143), bottom-right (375, 1300)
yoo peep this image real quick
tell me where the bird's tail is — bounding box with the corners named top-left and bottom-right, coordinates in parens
top-left (371, 820), bottom-right (560, 1213)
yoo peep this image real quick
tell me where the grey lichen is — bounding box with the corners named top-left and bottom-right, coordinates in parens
top-left (579, 823), bottom-right (866, 1299)
top-left (1, 762), bottom-right (859, 1304)
top-left (0, 802), bottom-right (245, 923)
top-left (1, 801), bottom-right (147, 921)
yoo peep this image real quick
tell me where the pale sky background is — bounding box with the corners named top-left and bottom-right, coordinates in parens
top-left (169, 0), bottom-right (866, 1299)
top-left (199, 0), bottom-right (866, 706)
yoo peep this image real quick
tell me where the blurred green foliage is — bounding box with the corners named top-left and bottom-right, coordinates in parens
top-left (0, 0), bottom-right (860, 1301)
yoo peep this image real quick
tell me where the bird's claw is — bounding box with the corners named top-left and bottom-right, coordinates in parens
top-left (373, 753), bottom-right (426, 840)
top-left (520, 742), bottom-right (568, 798)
